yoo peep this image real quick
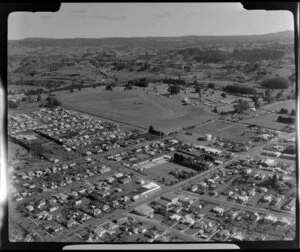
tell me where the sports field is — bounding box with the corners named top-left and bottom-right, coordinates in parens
top-left (57, 86), bottom-right (215, 132)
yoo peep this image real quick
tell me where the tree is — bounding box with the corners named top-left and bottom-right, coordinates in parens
top-left (275, 91), bottom-right (283, 101)
top-left (37, 94), bottom-right (42, 102)
top-left (233, 99), bottom-right (250, 114)
top-left (27, 95), bottom-right (33, 103)
top-left (195, 85), bottom-right (200, 93)
top-left (223, 85), bottom-right (256, 95)
top-left (279, 108), bottom-right (288, 114)
top-left (44, 96), bottom-right (61, 108)
top-left (207, 83), bottom-right (215, 89)
top-left (106, 85), bottom-right (113, 91)
top-left (277, 116), bottom-right (295, 124)
top-left (212, 107), bottom-right (218, 113)
top-left (168, 85), bottom-right (180, 95)
top-left (148, 125), bottom-right (155, 133)
top-left (261, 77), bottom-right (290, 89)
top-left (290, 109), bottom-right (296, 116)
top-left (254, 99), bottom-right (261, 108)
top-left (221, 93), bottom-right (226, 98)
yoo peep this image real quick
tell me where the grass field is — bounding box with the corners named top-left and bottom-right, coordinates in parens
top-left (143, 161), bottom-right (197, 186)
top-left (214, 124), bottom-right (257, 143)
top-left (261, 100), bottom-right (296, 112)
top-left (57, 86), bottom-right (215, 132)
top-left (189, 120), bottom-right (232, 135)
top-left (241, 113), bottom-right (290, 131)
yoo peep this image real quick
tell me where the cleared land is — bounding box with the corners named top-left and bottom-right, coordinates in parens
top-left (242, 113), bottom-right (291, 131)
top-left (57, 86), bottom-right (215, 132)
top-left (189, 120), bottom-right (232, 135)
top-left (142, 161), bottom-right (197, 186)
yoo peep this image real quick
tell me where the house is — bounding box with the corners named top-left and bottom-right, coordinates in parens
top-left (49, 206), bottom-right (59, 212)
top-left (64, 219), bottom-right (77, 228)
top-left (26, 205), bottom-right (34, 212)
top-left (35, 210), bottom-right (49, 220)
top-left (216, 229), bottom-right (230, 240)
top-left (261, 195), bottom-right (272, 203)
top-left (105, 177), bottom-right (115, 183)
top-left (134, 204), bottom-right (154, 217)
top-left (161, 192), bottom-right (179, 204)
top-left (50, 223), bottom-right (63, 233)
top-left (154, 198), bottom-right (173, 209)
top-left (117, 216), bottom-right (129, 225)
top-left (211, 206), bottom-right (224, 215)
top-left (37, 199), bottom-right (46, 209)
top-left (144, 230), bottom-right (158, 240)
top-left (114, 172), bottom-right (123, 178)
top-left (169, 214), bottom-right (181, 221)
top-left (120, 177), bottom-right (131, 184)
top-left (102, 204), bottom-right (110, 212)
top-left (276, 218), bottom-right (291, 226)
top-left (264, 215), bottom-right (278, 223)
top-left (94, 226), bottom-right (106, 237)
top-left (181, 215), bottom-right (195, 225)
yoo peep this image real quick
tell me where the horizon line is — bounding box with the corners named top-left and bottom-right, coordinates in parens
top-left (8, 29), bottom-right (293, 41)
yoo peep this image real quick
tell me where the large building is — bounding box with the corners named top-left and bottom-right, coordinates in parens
top-left (134, 204), bottom-right (154, 217)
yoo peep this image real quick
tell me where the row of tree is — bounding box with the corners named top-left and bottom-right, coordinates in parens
top-left (278, 108), bottom-right (296, 116)
top-left (277, 116), bottom-right (295, 124)
top-left (261, 77), bottom-right (291, 89)
top-left (223, 85), bottom-right (257, 95)
top-left (172, 152), bottom-right (209, 171)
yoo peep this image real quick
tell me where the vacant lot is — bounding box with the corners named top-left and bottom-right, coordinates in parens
top-left (57, 86), bottom-right (215, 132)
top-left (143, 161), bottom-right (197, 186)
top-left (241, 113), bottom-right (291, 131)
top-left (215, 124), bottom-right (257, 143)
top-left (261, 100), bottom-right (296, 112)
top-left (189, 120), bottom-right (232, 135)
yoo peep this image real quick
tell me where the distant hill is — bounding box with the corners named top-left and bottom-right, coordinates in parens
top-left (8, 30), bottom-right (293, 49)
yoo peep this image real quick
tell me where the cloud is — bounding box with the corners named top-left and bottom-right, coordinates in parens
top-left (90, 14), bottom-right (128, 20)
top-left (151, 12), bottom-right (171, 18)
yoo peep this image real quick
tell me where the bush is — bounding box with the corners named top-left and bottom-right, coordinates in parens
top-left (168, 85), bottom-right (180, 95)
top-left (279, 108), bottom-right (288, 114)
top-left (44, 96), bottom-right (61, 108)
top-left (290, 109), bottom-right (296, 116)
top-left (162, 78), bottom-right (185, 85)
top-left (261, 77), bottom-right (291, 89)
top-left (277, 116), bottom-right (295, 124)
top-left (207, 83), bottom-right (215, 89)
top-left (233, 99), bottom-right (250, 114)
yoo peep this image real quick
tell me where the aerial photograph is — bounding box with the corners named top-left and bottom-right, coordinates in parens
top-left (7, 3), bottom-right (296, 243)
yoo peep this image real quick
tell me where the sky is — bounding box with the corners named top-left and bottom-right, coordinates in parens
top-left (8, 3), bottom-right (294, 40)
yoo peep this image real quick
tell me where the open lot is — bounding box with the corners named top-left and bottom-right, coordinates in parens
top-left (241, 113), bottom-right (291, 131)
top-left (187, 120), bottom-right (257, 143)
top-left (189, 120), bottom-right (231, 135)
top-left (57, 86), bottom-right (215, 132)
top-left (142, 161), bottom-right (197, 186)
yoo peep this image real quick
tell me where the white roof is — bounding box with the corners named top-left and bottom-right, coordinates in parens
top-left (142, 181), bottom-right (161, 190)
